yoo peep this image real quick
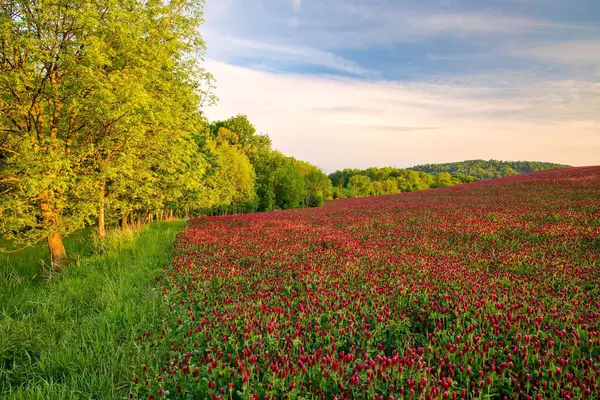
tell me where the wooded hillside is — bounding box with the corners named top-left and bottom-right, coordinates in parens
top-left (411, 160), bottom-right (569, 180)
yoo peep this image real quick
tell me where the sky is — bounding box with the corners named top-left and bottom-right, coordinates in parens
top-left (200, 0), bottom-right (600, 172)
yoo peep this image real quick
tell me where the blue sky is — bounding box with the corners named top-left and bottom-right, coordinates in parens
top-left (201, 0), bottom-right (600, 172)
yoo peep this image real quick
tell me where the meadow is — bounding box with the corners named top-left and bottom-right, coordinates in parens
top-left (1, 167), bottom-right (599, 399)
top-left (2, 2), bottom-right (597, 399)
top-left (132, 167), bottom-right (600, 399)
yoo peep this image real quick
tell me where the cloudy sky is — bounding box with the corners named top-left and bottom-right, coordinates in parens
top-left (201, 0), bottom-right (600, 172)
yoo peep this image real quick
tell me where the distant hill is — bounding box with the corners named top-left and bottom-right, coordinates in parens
top-left (410, 160), bottom-right (570, 180)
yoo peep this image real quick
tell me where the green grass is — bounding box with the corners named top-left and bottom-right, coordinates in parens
top-left (0, 221), bottom-right (185, 399)
top-left (0, 228), bottom-right (95, 306)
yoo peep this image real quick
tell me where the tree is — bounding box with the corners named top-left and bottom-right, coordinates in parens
top-left (253, 151), bottom-right (309, 211)
top-left (210, 115), bottom-right (271, 161)
top-left (294, 160), bottom-right (332, 207)
top-left (372, 181), bottom-right (385, 196)
top-left (90, 0), bottom-right (212, 235)
top-left (254, 150), bottom-right (279, 212)
top-left (330, 167), bottom-right (437, 195)
top-left (348, 175), bottom-right (373, 198)
top-left (211, 142), bottom-right (255, 214)
top-left (433, 172), bottom-right (454, 188)
top-left (382, 179), bottom-right (399, 195)
top-left (328, 168), bottom-right (361, 187)
top-left (0, 0), bottom-right (211, 268)
top-left (333, 182), bottom-right (347, 199)
top-left (0, 0), bottom-right (113, 267)
top-left (273, 155), bottom-right (305, 210)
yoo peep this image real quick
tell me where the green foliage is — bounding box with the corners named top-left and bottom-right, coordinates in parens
top-left (296, 161), bottom-right (333, 207)
top-left (348, 175), bottom-right (373, 198)
top-left (203, 117), bottom-right (331, 214)
top-left (0, 0), bottom-right (212, 267)
top-left (308, 194), bottom-right (325, 207)
top-left (332, 168), bottom-right (436, 197)
top-left (330, 160), bottom-right (567, 198)
top-left (0, 0), bottom-right (329, 267)
top-left (412, 159), bottom-right (570, 180)
top-left (433, 171), bottom-right (454, 188)
top-left (0, 0), bottom-right (106, 249)
top-left (204, 140), bottom-right (256, 214)
top-left (253, 151), bottom-right (305, 211)
top-left (382, 179), bottom-right (400, 194)
top-left (329, 168), bottom-right (363, 187)
top-left (210, 115), bottom-right (272, 162)
top-left (273, 157), bottom-right (305, 210)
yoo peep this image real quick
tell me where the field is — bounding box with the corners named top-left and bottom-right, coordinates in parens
top-left (133, 167), bottom-right (600, 399)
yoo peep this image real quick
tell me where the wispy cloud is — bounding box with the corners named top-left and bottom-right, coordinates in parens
top-left (509, 39), bottom-right (600, 63)
top-left (204, 35), bottom-right (376, 78)
top-left (371, 126), bottom-right (441, 132)
top-left (415, 13), bottom-right (589, 35)
top-left (291, 0), bottom-right (302, 11)
top-left (311, 106), bottom-right (385, 116)
top-left (204, 60), bottom-right (600, 171)
top-left (410, 12), bottom-right (600, 36)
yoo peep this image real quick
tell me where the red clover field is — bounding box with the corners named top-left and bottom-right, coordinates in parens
top-left (134, 167), bottom-right (600, 400)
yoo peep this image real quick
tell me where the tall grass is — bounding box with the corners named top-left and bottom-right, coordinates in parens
top-left (0, 228), bottom-right (94, 305)
top-left (0, 221), bottom-right (185, 399)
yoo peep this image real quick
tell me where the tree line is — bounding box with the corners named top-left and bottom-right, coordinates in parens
top-left (411, 159), bottom-right (570, 180)
top-left (0, 0), bottom-right (330, 269)
top-left (329, 167), bottom-right (477, 199)
top-left (330, 159), bottom-right (570, 199)
top-left (202, 115), bottom-right (332, 215)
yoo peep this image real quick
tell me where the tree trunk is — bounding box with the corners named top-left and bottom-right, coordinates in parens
top-left (97, 178), bottom-right (106, 238)
top-left (40, 190), bottom-right (68, 270)
top-left (48, 231), bottom-right (67, 269)
top-left (121, 212), bottom-right (128, 229)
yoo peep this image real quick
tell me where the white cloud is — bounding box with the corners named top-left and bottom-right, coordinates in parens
top-left (415, 13), bottom-right (599, 36)
top-left (418, 14), bottom-right (545, 34)
top-left (509, 40), bottom-right (600, 64)
top-left (203, 0), bottom-right (600, 73)
top-left (204, 35), bottom-right (376, 78)
top-left (203, 60), bottom-right (600, 171)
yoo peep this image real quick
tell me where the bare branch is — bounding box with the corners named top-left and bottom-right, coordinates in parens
top-left (0, 177), bottom-right (21, 183)
top-left (0, 237), bottom-right (46, 253)
top-left (0, 146), bottom-right (21, 156)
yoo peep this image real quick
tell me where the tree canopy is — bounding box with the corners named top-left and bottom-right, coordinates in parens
top-left (328, 160), bottom-right (565, 199)
top-left (411, 160), bottom-right (569, 180)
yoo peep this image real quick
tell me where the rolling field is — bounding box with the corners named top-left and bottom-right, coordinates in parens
top-left (135, 167), bottom-right (600, 399)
